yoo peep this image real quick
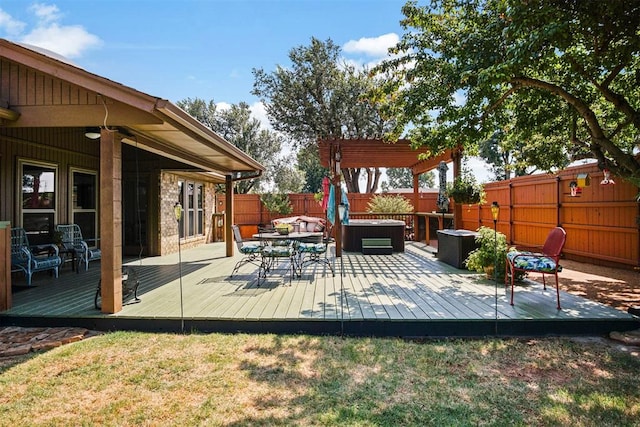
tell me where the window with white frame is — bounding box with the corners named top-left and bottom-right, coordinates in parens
top-left (71, 169), bottom-right (98, 246)
top-left (177, 180), bottom-right (204, 239)
top-left (20, 160), bottom-right (57, 245)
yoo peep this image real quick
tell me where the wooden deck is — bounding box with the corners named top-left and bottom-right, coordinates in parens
top-left (2, 242), bottom-right (638, 337)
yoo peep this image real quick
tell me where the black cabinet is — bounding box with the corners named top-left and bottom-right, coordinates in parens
top-left (436, 230), bottom-right (479, 269)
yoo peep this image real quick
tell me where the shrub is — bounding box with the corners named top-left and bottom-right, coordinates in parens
top-left (465, 226), bottom-right (508, 278)
top-left (367, 194), bottom-right (414, 213)
top-left (260, 193), bottom-right (293, 216)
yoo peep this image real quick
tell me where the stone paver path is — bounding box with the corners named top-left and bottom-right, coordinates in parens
top-left (0, 326), bottom-right (101, 357)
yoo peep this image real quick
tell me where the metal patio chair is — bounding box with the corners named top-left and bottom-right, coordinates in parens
top-left (506, 227), bottom-right (567, 309)
top-left (230, 224), bottom-right (262, 276)
top-left (297, 226), bottom-right (334, 278)
top-left (10, 227), bottom-right (62, 285)
top-left (55, 224), bottom-right (101, 272)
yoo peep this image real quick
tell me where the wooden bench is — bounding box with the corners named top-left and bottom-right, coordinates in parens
top-left (361, 238), bottom-right (393, 255)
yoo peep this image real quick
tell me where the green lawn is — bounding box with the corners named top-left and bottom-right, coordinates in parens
top-left (1, 332), bottom-right (638, 426)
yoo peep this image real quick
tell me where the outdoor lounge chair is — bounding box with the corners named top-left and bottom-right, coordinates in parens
top-left (55, 224), bottom-right (101, 272)
top-left (230, 224), bottom-right (262, 276)
top-left (10, 227), bottom-right (62, 285)
top-left (506, 227), bottom-right (566, 309)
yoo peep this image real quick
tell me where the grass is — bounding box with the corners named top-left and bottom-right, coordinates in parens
top-left (0, 332), bottom-right (639, 426)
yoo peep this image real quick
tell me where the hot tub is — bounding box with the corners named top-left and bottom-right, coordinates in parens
top-left (342, 219), bottom-right (405, 252)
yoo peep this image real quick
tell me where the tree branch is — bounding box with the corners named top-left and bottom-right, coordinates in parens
top-left (510, 76), bottom-right (640, 175)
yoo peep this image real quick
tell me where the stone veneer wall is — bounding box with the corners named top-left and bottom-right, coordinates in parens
top-left (158, 172), bottom-right (216, 255)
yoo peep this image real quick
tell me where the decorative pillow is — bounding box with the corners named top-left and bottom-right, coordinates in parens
top-left (306, 222), bottom-right (317, 232)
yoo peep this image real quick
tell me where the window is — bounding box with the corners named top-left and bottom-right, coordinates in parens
top-left (71, 169), bottom-right (98, 246)
top-left (177, 179), bottom-right (204, 239)
top-left (20, 160), bottom-right (57, 245)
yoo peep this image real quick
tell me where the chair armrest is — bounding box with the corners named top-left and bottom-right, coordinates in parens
top-left (30, 244), bottom-right (59, 256)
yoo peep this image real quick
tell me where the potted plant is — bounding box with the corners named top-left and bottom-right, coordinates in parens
top-left (448, 170), bottom-right (484, 205)
top-left (313, 191), bottom-right (324, 205)
top-left (464, 226), bottom-right (508, 279)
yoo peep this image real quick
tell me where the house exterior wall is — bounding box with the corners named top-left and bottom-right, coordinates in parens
top-left (0, 127), bottom-right (100, 228)
top-left (158, 171), bottom-right (216, 256)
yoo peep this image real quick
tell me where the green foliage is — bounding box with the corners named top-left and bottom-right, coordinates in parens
top-left (252, 37), bottom-right (395, 193)
top-left (297, 145), bottom-right (328, 193)
top-left (260, 193), bottom-right (293, 216)
top-left (465, 226), bottom-right (508, 279)
top-left (447, 168), bottom-right (484, 204)
top-left (372, 0), bottom-right (640, 188)
top-left (366, 194), bottom-right (414, 213)
top-left (382, 168), bottom-right (435, 191)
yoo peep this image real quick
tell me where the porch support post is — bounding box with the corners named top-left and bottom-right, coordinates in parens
top-left (225, 174), bottom-right (234, 257)
top-left (100, 129), bottom-right (123, 313)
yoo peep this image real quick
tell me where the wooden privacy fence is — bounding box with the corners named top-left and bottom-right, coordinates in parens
top-left (461, 163), bottom-right (639, 268)
top-left (223, 162), bottom-right (638, 268)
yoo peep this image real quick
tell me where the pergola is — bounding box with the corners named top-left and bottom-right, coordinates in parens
top-left (318, 138), bottom-right (462, 256)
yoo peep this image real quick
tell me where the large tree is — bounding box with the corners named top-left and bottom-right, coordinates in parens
top-left (252, 38), bottom-right (396, 193)
top-left (373, 0), bottom-right (640, 190)
top-left (177, 98), bottom-right (288, 193)
top-left (381, 169), bottom-right (435, 191)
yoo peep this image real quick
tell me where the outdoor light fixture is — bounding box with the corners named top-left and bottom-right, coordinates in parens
top-left (338, 203), bottom-right (346, 221)
top-left (84, 127), bottom-right (101, 140)
top-left (491, 201), bottom-right (500, 334)
top-left (491, 201), bottom-right (500, 222)
top-left (174, 202), bottom-right (183, 222)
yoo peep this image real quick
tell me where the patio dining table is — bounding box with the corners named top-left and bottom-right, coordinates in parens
top-left (251, 231), bottom-right (324, 284)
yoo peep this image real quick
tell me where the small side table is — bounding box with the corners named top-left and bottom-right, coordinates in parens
top-left (58, 247), bottom-right (78, 272)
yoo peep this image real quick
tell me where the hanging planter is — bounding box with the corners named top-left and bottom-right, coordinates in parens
top-left (448, 172), bottom-right (483, 204)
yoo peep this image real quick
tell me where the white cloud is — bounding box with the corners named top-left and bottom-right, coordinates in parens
top-left (0, 9), bottom-right (26, 35)
top-left (249, 101), bottom-right (272, 130)
top-left (29, 3), bottom-right (62, 24)
top-left (343, 33), bottom-right (399, 58)
top-left (21, 24), bottom-right (101, 58)
top-left (1, 3), bottom-right (101, 58)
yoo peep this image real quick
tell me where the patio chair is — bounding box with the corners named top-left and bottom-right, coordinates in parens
top-left (506, 227), bottom-right (566, 309)
top-left (95, 266), bottom-right (141, 309)
top-left (55, 224), bottom-right (101, 272)
top-left (230, 224), bottom-right (262, 276)
top-left (257, 227), bottom-right (296, 285)
top-left (297, 226), bottom-right (334, 278)
top-left (10, 227), bottom-right (62, 285)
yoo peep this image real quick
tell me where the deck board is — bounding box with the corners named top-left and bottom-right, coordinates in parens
top-left (2, 242), bottom-right (638, 337)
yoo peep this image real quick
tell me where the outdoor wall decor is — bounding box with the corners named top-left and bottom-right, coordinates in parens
top-left (600, 169), bottom-right (615, 185)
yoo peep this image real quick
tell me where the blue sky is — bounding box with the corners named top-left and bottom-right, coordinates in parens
top-left (0, 0), bottom-right (495, 184)
top-left (0, 0), bottom-right (406, 106)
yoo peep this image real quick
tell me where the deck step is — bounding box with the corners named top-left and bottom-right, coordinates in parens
top-left (362, 238), bottom-right (393, 255)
